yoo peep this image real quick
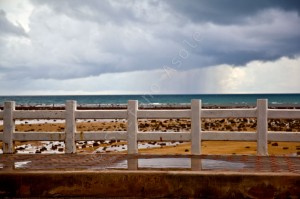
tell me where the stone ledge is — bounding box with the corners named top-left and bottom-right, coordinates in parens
top-left (0, 170), bottom-right (299, 198)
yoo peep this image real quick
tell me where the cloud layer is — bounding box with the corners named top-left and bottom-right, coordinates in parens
top-left (0, 0), bottom-right (299, 94)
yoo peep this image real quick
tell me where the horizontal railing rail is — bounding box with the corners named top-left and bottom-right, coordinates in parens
top-left (0, 99), bottom-right (299, 155)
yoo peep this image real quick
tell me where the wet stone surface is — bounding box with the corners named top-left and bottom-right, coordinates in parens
top-left (0, 154), bottom-right (299, 173)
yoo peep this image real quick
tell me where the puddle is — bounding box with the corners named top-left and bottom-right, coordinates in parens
top-left (201, 159), bottom-right (246, 170)
top-left (108, 157), bottom-right (247, 170)
top-left (14, 161), bottom-right (31, 168)
top-left (138, 158), bottom-right (191, 169)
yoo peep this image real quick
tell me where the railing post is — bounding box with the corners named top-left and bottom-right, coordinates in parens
top-left (191, 99), bottom-right (201, 155)
top-left (191, 158), bottom-right (202, 171)
top-left (3, 101), bottom-right (15, 154)
top-left (127, 100), bottom-right (138, 154)
top-left (65, 100), bottom-right (76, 153)
top-left (257, 99), bottom-right (268, 156)
top-left (128, 158), bottom-right (138, 170)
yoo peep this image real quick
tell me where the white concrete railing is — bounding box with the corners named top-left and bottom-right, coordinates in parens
top-left (0, 99), bottom-right (300, 155)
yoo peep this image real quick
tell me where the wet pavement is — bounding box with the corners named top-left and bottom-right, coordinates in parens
top-left (0, 154), bottom-right (300, 173)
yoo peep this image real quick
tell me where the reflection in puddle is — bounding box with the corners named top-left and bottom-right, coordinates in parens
top-left (14, 161), bottom-right (31, 168)
top-left (108, 158), bottom-right (247, 170)
top-left (139, 158), bottom-right (191, 169)
top-left (202, 159), bottom-right (245, 170)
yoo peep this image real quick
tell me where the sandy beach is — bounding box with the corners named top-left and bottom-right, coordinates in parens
top-left (0, 118), bottom-right (299, 155)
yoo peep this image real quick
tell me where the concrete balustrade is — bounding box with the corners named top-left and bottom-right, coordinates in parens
top-left (0, 99), bottom-right (300, 155)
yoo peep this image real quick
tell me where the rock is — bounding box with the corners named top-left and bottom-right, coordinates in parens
top-left (251, 123), bottom-right (257, 128)
top-left (180, 124), bottom-right (187, 128)
top-left (271, 142), bottom-right (279, 146)
top-left (58, 148), bottom-right (64, 152)
top-left (93, 142), bottom-right (100, 147)
top-left (40, 147), bottom-right (47, 152)
top-left (109, 140), bottom-right (116, 144)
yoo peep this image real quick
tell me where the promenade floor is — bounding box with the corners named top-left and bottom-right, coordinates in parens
top-left (0, 154), bottom-right (300, 198)
top-left (1, 154), bottom-right (300, 172)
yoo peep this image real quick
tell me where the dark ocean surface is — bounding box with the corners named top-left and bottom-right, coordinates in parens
top-left (0, 94), bottom-right (299, 107)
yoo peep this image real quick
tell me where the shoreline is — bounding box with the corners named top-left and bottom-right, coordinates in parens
top-left (1, 103), bottom-right (300, 110)
top-left (0, 118), bottom-right (299, 155)
top-left (1, 102), bottom-right (299, 155)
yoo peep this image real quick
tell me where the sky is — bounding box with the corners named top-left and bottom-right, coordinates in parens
top-left (0, 0), bottom-right (300, 95)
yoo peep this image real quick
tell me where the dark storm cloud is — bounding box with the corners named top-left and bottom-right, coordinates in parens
top-left (166, 0), bottom-right (300, 24)
top-left (1, 0), bottom-right (300, 82)
top-left (0, 9), bottom-right (27, 36)
top-left (160, 0), bottom-right (300, 65)
top-left (190, 34), bottom-right (300, 67)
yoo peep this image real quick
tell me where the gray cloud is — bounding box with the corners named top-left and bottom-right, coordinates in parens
top-left (0, 9), bottom-right (27, 36)
top-left (2, 56), bottom-right (299, 95)
top-left (30, 0), bottom-right (151, 25)
top-left (0, 0), bottom-right (300, 84)
top-left (166, 0), bottom-right (300, 24)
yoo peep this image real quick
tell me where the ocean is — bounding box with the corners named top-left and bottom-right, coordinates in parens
top-left (0, 94), bottom-right (299, 107)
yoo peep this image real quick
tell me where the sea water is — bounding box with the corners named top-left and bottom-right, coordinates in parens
top-left (0, 93), bottom-right (299, 107)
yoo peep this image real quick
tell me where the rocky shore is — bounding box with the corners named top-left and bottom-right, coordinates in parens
top-left (1, 103), bottom-right (300, 110)
top-left (0, 118), bottom-right (299, 155)
top-left (1, 118), bottom-right (298, 133)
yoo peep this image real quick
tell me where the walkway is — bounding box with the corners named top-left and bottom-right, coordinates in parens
top-left (0, 154), bottom-right (300, 198)
top-left (0, 154), bottom-right (300, 172)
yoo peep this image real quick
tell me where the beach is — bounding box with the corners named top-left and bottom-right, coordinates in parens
top-left (1, 118), bottom-right (299, 155)
top-left (1, 94), bottom-right (300, 155)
